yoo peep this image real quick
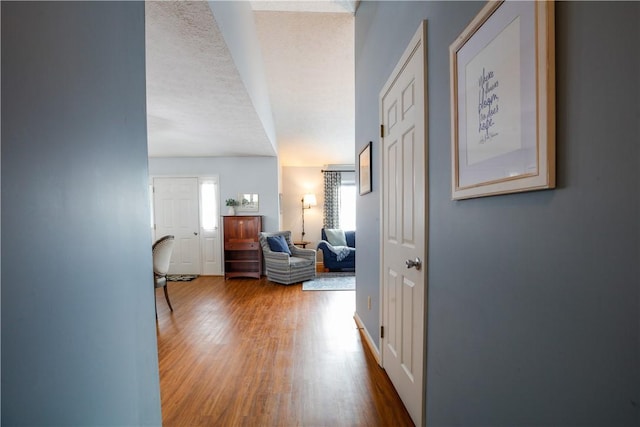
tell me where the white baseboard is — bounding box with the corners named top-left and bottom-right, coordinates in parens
top-left (353, 312), bottom-right (381, 365)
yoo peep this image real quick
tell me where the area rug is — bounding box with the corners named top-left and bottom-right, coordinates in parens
top-left (302, 272), bottom-right (355, 291)
top-left (167, 274), bottom-right (198, 282)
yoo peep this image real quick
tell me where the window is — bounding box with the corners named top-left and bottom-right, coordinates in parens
top-left (340, 183), bottom-right (356, 231)
top-left (200, 180), bottom-right (218, 231)
top-left (323, 169), bottom-right (356, 230)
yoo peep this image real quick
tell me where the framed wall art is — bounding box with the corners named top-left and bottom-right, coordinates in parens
top-left (450, 0), bottom-right (555, 200)
top-left (237, 193), bottom-right (259, 212)
top-left (359, 141), bottom-right (372, 195)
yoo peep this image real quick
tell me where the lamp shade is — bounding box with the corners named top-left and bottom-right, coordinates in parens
top-left (303, 193), bottom-right (317, 207)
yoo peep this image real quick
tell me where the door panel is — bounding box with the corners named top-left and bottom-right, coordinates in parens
top-left (154, 177), bottom-right (201, 275)
top-left (380, 21), bottom-right (428, 427)
top-left (201, 236), bottom-right (219, 274)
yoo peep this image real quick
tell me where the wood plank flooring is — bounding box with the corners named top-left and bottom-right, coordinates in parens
top-left (156, 275), bottom-right (414, 426)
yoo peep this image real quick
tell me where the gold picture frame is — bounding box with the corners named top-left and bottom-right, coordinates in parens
top-left (450, 0), bottom-right (555, 200)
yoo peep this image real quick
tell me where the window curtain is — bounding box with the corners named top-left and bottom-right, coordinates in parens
top-left (323, 171), bottom-right (341, 229)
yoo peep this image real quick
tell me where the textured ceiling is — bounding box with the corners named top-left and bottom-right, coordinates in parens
top-left (254, 10), bottom-right (354, 166)
top-left (145, 1), bottom-right (276, 158)
top-left (251, 0), bottom-right (358, 14)
top-left (145, 1), bottom-right (355, 166)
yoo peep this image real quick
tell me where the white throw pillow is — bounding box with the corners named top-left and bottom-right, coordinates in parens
top-left (325, 229), bottom-right (347, 246)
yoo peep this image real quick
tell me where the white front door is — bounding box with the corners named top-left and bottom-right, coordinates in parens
top-left (153, 177), bottom-right (201, 275)
top-left (380, 22), bottom-right (428, 427)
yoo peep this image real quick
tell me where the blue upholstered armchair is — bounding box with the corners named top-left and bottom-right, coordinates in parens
top-left (317, 228), bottom-right (355, 272)
top-left (258, 231), bottom-right (316, 285)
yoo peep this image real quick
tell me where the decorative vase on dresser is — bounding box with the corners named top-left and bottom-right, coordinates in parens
top-left (223, 215), bottom-right (263, 279)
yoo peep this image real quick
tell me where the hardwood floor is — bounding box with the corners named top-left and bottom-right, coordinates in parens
top-left (156, 275), bottom-right (414, 426)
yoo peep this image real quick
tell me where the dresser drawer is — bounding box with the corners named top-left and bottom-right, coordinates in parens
top-left (225, 241), bottom-right (258, 250)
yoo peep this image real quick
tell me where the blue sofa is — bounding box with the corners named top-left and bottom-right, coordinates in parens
top-left (317, 229), bottom-right (355, 272)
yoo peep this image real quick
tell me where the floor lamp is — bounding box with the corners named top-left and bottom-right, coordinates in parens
top-left (301, 193), bottom-right (317, 241)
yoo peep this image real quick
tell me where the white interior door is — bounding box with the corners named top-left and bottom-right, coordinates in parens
top-left (380, 21), bottom-right (428, 427)
top-left (153, 177), bottom-right (201, 275)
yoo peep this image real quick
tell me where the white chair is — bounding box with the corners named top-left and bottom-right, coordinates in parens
top-left (152, 235), bottom-right (175, 313)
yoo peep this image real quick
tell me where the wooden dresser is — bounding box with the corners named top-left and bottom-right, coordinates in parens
top-left (223, 215), bottom-right (263, 279)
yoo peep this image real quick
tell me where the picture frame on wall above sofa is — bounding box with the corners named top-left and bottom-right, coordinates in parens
top-left (449, 0), bottom-right (555, 200)
top-left (359, 141), bottom-right (372, 195)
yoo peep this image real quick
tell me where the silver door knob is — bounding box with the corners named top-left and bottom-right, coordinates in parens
top-left (405, 257), bottom-right (422, 270)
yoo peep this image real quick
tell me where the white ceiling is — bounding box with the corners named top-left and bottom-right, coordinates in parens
top-left (145, 1), bottom-right (356, 167)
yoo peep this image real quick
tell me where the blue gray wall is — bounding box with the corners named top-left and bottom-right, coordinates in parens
top-left (355, 1), bottom-right (639, 425)
top-left (148, 156), bottom-right (281, 232)
top-left (2, 2), bottom-right (161, 424)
